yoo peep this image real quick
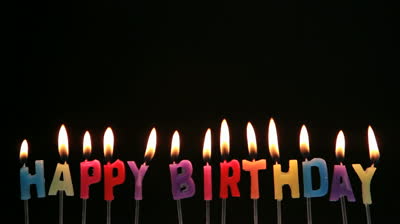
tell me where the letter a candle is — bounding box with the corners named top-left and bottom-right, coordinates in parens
top-left (219, 119), bottom-right (241, 224)
top-left (242, 122), bottom-right (266, 224)
top-left (169, 131), bottom-right (196, 224)
top-left (103, 127), bottom-right (126, 224)
top-left (80, 131), bottom-right (101, 224)
top-left (269, 118), bottom-right (300, 224)
top-left (329, 131), bottom-right (355, 224)
top-left (127, 128), bottom-right (157, 224)
top-left (48, 125), bottom-right (74, 224)
top-left (352, 126), bottom-right (380, 224)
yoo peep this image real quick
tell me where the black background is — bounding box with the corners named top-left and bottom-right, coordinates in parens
top-left (7, 0), bottom-right (399, 223)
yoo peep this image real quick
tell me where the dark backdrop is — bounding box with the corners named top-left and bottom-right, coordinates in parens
top-left (7, 0), bottom-right (398, 223)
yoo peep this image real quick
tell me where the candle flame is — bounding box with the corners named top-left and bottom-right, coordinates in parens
top-left (220, 119), bottom-right (230, 156)
top-left (335, 130), bottom-right (345, 160)
top-left (300, 125), bottom-right (310, 156)
top-left (83, 131), bottom-right (92, 156)
top-left (203, 128), bottom-right (211, 161)
top-left (368, 126), bottom-right (380, 163)
top-left (171, 130), bottom-right (180, 159)
top-left (103, 127), bottom-right (114, 159)
top-left (58, 124), bottom-right (69, 158)
top-left (247, 122), bottom-right (257, 155)
top-left (268, 118), bottom-right (280, 160)
top-left (144, 128), bottom-right (157, 161)
top-left (19, 139), bottom-right (28, 161)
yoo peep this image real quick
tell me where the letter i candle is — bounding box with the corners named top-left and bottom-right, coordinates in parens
top-left (242, 122), bottom-right (266, 224)
top-left (202, 129), bottom-right (212, 224)
top-left (128, 128), bottom-right (157, 224)
top-left (219, 119), bottom-right (241, 224)
top-left (48, 125), bottom-right (74, 224)
top-left (300, 125), bottom-right (329, 224)
top-left (80, 131), bottom-right (101, 224)
top-left (329, 131), bottom-right (355, 224)
top-left (20, 139), bottom-right (46, 224)
top-left (269, 118), bottom-right (300, 224)
top-left (352, 126), bottom-right (380, 224)
top-left (103, 127), bottom-right (126, 224)
top-left (169, 131), bottom-right (196, 224)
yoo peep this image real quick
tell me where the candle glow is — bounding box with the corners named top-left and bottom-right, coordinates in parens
top-left (300, 125), bottom-right (310, 157)
top-left (104, 127), bottom-right (114, 160)
top-left (368, 126), bottom-right (380, 163)
top-left (144, 128), bottom-right (157, 161)
top-left (268, 118), bottom-right (279, 161)
top-left (83, 131), bottom-right (92, 158)
top-left (220, 119), bottom-right (230, 157)
top-left (335, 130), bottom-right (345, 161)
top-left (58, 124), bottom-right (69, 159)
top-left (203, 129), bottom-right (211, 161)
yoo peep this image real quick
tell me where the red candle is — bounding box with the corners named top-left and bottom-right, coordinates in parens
top-left (203, 129), bottom-right (212, 201)
top-left (80, 131), bottom-right (101, 199)
top-left (103, 127), bottom-right (126, 201)
top-left (219, 119), bottom-right (241, 198)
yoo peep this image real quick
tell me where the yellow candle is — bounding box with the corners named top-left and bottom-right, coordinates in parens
top-left (273, 160), bottom-right (300, 200)
top-left (352, 164), bottom-right (376, 204)
top-left (48, 125), bottom-right (74, 196)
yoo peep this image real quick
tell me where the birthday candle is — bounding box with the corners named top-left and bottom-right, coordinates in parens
top-left (203, 129), bottom-right (212, 201)
top-left (169, 131), bottom-right (196, 200)
top-left (329, 131), bottom-right (355, 202)
top-left (80, 131), bottom-right (101, 199)
top-left (103, 127), bottom-right (126, 201)
top-left (352, 126), bottom-right (380, 205)
top-left (242, 122), bottom-right (266, 199)
top-left (300, 125), bottom-right (329, 198)
top-left (219, 119), bottom-right (241, 199)
top-left (269, 118), bottom-right (300, 201)
top-left (127, 127), bottom-right (157, 200)
top-left (20, 139), bottom-right (46, 200)
top-left (48, 125), bottom-right (74, 196)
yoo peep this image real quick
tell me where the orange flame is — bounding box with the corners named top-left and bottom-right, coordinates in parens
top-left (171, 130), bottom-right (180, 159)
top-left (368, 126), bottom-right (380, 163)
top-left (300, 125), bottom-right (310, 156)
top-left (144, 128), bottom-right (157, 161)
top-left (58, 124), bottom-right (69, 158)
top-left (19, 139), bottom-right (28, 161)
top-left (247, 122), bottom-right (257, 155)
top-left (103, 127), bottom-right (114, 159)
top-left (335, 130), bottom-right (345, 160)
top-left (220, 119), bottom-right (230, 156)
top-left (268, 118), bottom-right (280, 160)
top-left (83, 131), bottom-right (92, 156)
top-left (203, 129), bottom-right (211, 161)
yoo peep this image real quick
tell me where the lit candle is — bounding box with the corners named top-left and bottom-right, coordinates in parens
top-left (242, 122), bottom-right (266, 224)
top-left (48, 124), bottom-right (74, 224)
top-left (269, 118), bottom-right (299, 224)
top-left (80, 131), bottom-right (101, 224)
top-left (300, 125), bottom-right (329, 224)
top-left (202, 129), bottom-right (212, 224)
top-left (20, 139), bottom-right (45, 224)
top-left (329, 130), bottom-right (355, 224)
top-left (219, 119), bottom-right (241, 224)
top-left (127, 127), bottom-right (157, 224)
top-left (103, 127), bottom-right (126, 224)
top-left (352, 126), bottom-right (380, 224)
top-left (169, 131), bottom-right (196, 224)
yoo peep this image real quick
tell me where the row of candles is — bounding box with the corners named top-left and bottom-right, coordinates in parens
top-left (20, 118), bottom-right (380, 224)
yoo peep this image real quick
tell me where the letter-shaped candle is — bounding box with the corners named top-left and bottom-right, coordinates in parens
top-left (352, 126), bottom-right (380, 205)
top-left (20, 140), bottom-right (46, 200)
top-left (80, 131), bottom-right (101, 199)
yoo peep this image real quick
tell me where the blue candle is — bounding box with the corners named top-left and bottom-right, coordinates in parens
top-left (302, 158), bottom-right (329, 197)
top-left (20, 139), bottom-right (46, 200)
top-left (20, 161), bottom-right (46, 200)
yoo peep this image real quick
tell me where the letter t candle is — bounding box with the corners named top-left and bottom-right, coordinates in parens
top-left (352, 126), bottom-right (380, 224)
top-left (242, 122), bottom-right (266, 224)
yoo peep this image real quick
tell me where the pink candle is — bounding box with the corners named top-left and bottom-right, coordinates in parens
top-left (127, 128), bottom-right (157, 200)
top-left (203, 129), bottom-right (212, 201)
top-left (103, 127), bottom-right (126, 201)
top-left (80, 131), bottom-right (101, 199)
